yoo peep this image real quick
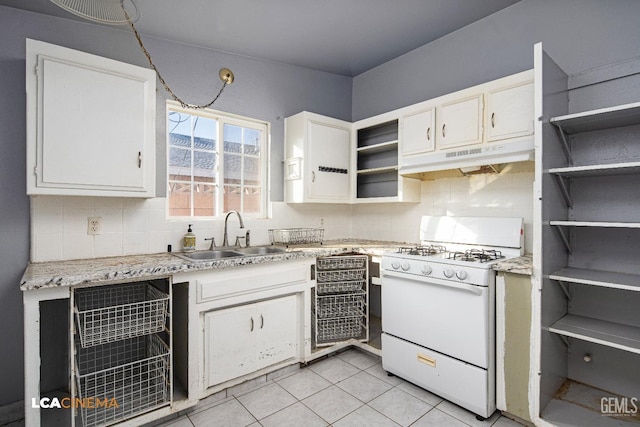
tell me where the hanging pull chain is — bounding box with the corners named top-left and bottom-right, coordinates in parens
top-left (124, 8), bottom-right (231, 110)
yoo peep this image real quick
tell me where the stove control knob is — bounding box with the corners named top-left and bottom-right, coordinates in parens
top-left (421, 265), bottom-right (433, 275)
top-left (391, 261), bottom-right (400, 270)
top-left (443, 268), bottom-right (454, 278)
top-left (401, 262), bottom-right (410, 271)
top-left (456, 270), bottom-right (468, 280)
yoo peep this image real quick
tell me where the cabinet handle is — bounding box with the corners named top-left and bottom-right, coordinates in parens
top-left (426, 127), bottom-right (431, 141)
top-left (260, 314), bottom-right (264, 329)
top-left (491, 112), bottom-right (495, 128)
top-left (138, 151), bottom-right (142, 168)
top-left (442, 124), bottom-right (446, 138)
top-left (417, 353), bottom-right (436, 368)
top-left (250, 317), bottom-right (254, 332)
top-left (312, 171), bottom-right (316, 182)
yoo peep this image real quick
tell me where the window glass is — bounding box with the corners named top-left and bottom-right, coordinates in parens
top-left (167, 105), bottom-right (267, 218)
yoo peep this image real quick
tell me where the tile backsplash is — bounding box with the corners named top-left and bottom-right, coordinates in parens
top-left (30, 170), bottom-right (534, 262)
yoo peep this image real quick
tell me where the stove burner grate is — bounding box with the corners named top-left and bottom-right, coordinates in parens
top-left (447, 249), bottom-right (504, 263)
top-left (397, 245), bottom-right (447, 256)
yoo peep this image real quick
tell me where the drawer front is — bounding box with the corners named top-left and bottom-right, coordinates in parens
top-left (197, 263), bottom-right (308, 303)
top-left (382, 333), bottom-right (493, 418)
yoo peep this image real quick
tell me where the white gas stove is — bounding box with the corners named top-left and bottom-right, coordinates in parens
top-left (381, 216), bottom-right (523, 420)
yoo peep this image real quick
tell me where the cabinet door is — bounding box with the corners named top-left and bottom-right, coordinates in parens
top-left (203, 295), bottom-right (298, 388)
top-left (437, 94), bottom-right (483, 149)
top-left (204, 304), bottom-right (257, 387)
top-left (26, 39), bottom-right (156, 197)
top-left (486, 82), bottom-right (534, 142)
top-left (307, 120), bottom-right (351, 200)
top-left (255, 295), bottom-right (298, 370)
top-left (401, 107), bottom-right (435, 156)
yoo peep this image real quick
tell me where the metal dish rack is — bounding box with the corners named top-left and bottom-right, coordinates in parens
top-left (72, 281), bottom-right (171, 427)
top-left (268, 228), bottom-right (324, 246)
top-left (313, 254), bottom-right (368, 346)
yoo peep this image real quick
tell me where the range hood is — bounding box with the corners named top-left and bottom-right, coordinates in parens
top-left (399, 138), bottom-right (534, 175)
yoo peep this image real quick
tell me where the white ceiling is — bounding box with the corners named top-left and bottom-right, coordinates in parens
top-left (0, 0), bottom-right (521, 76)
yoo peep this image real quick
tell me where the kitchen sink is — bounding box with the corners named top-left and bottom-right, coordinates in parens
top-left (173, 246), bottom-right (287, 261)
top-left (173, 250), bottom-right (243, 261)
top-left (233, 246), bottom-right (287, 255)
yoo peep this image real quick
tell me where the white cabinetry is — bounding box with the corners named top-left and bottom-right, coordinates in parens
top-left (401, 106), bottom-right (435, 156)
top-left (285, 111), bottom-right (351, 203)
top-left (173, 258), bottom-right (314, 399)
top-left (204, 295), bottom-right (297, 387)
top-left (437, 94), bottom-right (483, 149)
top-left (26, 39), bottom-right (156, 197)
top-left (486, 81), bottom-right (534, 142)
top-left (535, 43), bottom-right (640, 426)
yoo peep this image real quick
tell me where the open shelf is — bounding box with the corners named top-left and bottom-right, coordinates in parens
top-left (549, 161), bottom-right (640, 177)
top-left (550, 101), bottom-right (640, 134)
top-left (550, 267), bottom-right (640, 292)
top-left (550, 220), bottom-right (640, 229)
top-left (356, 165), bottom-right (398, 175)
top-left (356, 140), bottom-right (398, 154)
top-left (548, 314), bottom-right (640, 354)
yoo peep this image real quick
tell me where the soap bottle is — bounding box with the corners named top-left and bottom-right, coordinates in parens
top-left (183, 224), bottom-right (196, 252)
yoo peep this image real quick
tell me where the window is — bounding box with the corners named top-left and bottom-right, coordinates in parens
top-left (167, 102), bottom-right (268, 218)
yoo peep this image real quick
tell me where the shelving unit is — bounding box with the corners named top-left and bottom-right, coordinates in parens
top-left (71, 280), bottom-right (171, 427)
top-left (312, 255), bottom-right (368, 347)
top-left (535, 43), bottom-right (640, 425)
top-left (355, 120), bottom-right (400, 199)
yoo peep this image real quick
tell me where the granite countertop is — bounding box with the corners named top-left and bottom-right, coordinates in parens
top-left (20, 240), bottom-right (406, 291)
top-left (493, 253), bottom-right (533, 276)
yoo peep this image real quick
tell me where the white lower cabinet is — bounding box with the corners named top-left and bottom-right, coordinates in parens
top-left (204, 295), bottom-right (298, 387)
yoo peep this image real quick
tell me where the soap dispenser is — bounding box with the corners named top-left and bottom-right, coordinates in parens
top-left (183, 224), bottom-right (196, 252)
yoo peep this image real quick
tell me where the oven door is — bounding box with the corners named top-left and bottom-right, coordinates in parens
top-left (382, 269), bottom-right (493, 369)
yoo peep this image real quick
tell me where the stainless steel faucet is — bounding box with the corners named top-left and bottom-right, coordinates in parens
top-left (222, 210), bottom-right (245, 247)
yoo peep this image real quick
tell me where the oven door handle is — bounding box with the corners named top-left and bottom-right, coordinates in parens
top-left (382, 270), bottom-right (484, 296)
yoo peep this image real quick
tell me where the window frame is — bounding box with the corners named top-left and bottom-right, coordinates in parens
top-left (166, 100), bottom-right (270, 219)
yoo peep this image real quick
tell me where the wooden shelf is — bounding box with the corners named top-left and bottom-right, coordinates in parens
top-left (356, 140), bottom-right (398, 154)
top-left (549, 161), bottom-right (640, 177)
top-left (550, 220), bottom-right (640, 229)
top-left (548, 314), bottom-right (640, 354)
top-left (550, 267), bottom-right (640, 292)
top-left (356, 165), bottom-right (398, 175)
top-left (550, 101), bottom-right (640, 134)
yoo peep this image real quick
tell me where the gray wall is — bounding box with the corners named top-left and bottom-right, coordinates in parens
top-left (352, 0), bottom-right (640, 120)
top-left (0, 5), bottom-right (350, 406)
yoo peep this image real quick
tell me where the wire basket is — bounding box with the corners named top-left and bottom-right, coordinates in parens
top-left (315, 316), bottom-right (366, 343)
top-left (314, 293), bottom-right (366, 318)
top-left (316, 269), bottom-right (366, 284)
top-left (268, 228), bottom-right (324, 245)
top-left (75, 334), bottom-right (170, 427)
top-left (317, 255), bottom-right (367, 271)
top-left (316, 279), bottom-right (366, 295)
top-left (75, 283), bottom-right (169, 348)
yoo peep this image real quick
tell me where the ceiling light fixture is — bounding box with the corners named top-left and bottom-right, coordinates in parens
top-left (50, 0), bottom-right (234, 109)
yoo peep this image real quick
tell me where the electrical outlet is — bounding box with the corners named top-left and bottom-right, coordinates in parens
top-left (87, 217), bottom-right (102, 235)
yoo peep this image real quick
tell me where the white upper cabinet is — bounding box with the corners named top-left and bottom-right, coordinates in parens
top-left (26, 39), bottom-right (156, 197)
top-left (401, 106), bottom-right (435, 156)
top-left (486, 81), bottom-right (534, 142)
top-left (436, 94), bottom-right (484, 149)
top-left (284, 112), bottom-right (351, 203)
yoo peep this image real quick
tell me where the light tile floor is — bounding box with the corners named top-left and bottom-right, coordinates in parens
top-left (158, 348), bottom-right (524, 427)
